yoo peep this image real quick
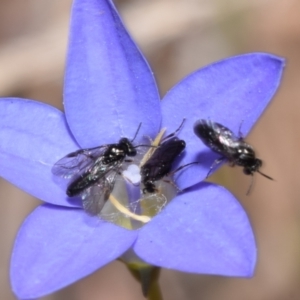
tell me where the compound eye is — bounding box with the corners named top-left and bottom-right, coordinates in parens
top-left (128, 148), bottom-right (137, 156)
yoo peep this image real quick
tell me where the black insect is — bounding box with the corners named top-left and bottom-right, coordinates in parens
top-left (141, 120), bottom-right (194, 194)
top-left (141, 137), bottom-right (186, 193)
top-left (193, 119), bottom-right (273, 193)
top-left (52, 127), bottom-right (141, 216)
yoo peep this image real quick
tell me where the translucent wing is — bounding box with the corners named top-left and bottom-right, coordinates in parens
top-left (81, 169), bottom-right (118, 216)
top-left (130, 192), bottom-right (167, 215)
top-left (100, 188), bottom-right (168, 226)
top-left (52, 146), bottom-right (107, 179)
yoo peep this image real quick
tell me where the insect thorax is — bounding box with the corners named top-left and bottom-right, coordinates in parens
top-left (119, 138), bottom-right (137, 156)
top-left (234, 143), bottom-right (255, 162)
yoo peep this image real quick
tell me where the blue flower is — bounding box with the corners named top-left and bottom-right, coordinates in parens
top-left (0, 0), bottom-right (284, 298)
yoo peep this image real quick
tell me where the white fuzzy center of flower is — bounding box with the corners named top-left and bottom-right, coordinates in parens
top-left (122, 164), bottom-right (141, 185)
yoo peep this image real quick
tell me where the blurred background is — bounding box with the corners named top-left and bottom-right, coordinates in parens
top-left (0, 0), bottom-right (300, 299)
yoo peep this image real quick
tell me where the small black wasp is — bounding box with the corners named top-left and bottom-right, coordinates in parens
top-left (141, 120), bottom-right (194, 194)
top-left (52, 126), bottom-right (142, 216)
top-left (193, 119), bottom-right (273, 193)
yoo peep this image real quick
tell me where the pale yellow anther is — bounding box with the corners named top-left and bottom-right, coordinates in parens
top-left (139, 128), bottom-right (166, 167)
top-left (109, 194), bottom-right (151, 223)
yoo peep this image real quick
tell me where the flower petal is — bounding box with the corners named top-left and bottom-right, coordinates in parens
top-left (0, 98), bottom-right (80, 206)
top-left (64, 0), bottom-right (161, 147)
top-left (161, 53), bottom-right (284, 189)
top-left (11, 204), bottom-right (137, 298)
top-left (134, 183), bottom-right (256, 277)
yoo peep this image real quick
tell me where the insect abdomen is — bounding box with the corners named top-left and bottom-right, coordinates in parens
top-left (67, 172), bottom-right (102, 197)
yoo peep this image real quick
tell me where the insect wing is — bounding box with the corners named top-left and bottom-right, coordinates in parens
top-left (100, 187), bottom-right (168, 225)
top-left (157, 138), bottom-right (185, 163)
top-left (214, 126), bottom-right (237, 157)
top-left (144, 138), bottom-right (185, 175)
top-left (135, 192), bottom-right (167, 215)
top-left (81, 169), bottom-right (118, 216)
top-left (194, 120), bottom-right (238, 157)
top-left (52, 146), bottom-right (107, 179)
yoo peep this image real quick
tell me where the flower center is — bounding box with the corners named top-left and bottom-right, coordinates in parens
top-left (99, 128), bottom-right (178, 230)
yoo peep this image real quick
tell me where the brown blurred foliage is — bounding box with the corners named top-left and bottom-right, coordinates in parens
top-left (1, 0), bottom-right (300, 299)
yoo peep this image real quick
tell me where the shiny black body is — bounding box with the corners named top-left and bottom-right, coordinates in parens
top-left (66, 138), bottom-right (136, 196)
top-left (141, 137), bottom-right (186, 193)
top-left (193, 119), bottom-right (267, 177)
top-left (52, 138), bottom-right (137, 215)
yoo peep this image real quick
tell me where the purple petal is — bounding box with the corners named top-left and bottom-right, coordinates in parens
top-left (161, 53), bottom-right (284, 189)
top-left (11, 204), bottom-right (137, 299)
top-left (134, 183), bottom-right (256, 277)
top-left (0, 98), bottom-right (80, 206)
top-left (64, 0), bottom-right (161, 148)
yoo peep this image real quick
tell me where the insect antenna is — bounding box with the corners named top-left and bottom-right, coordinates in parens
top-left (161, 118), bottom-right (186, 141)
top-left (130, 123), bottom-right (157, 149)
top-left (131, 122), bottom-right (142, 142)
top-left (257, 170), bottom-right (274, 181)
top-left (130, 123), bottom-right (158, 149)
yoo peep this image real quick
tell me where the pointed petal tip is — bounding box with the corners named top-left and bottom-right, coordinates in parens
top-left (250, 51), bottom-right (285, 72)
top-left (64, 0), bottom-right (161, 147)
top-left (243, 51), bottom-right (285, 62)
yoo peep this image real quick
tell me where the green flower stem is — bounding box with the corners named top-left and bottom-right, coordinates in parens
top-left (147, 276), bottom-right (163, 300)
top-left (127, 264), bottom-right (163, 300)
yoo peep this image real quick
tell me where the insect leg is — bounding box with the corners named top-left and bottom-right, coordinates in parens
top-left (238, 120), bottom-right (244, 140)
top-left (167, 162), bottom-right (198, 177)
top-left (124, 159), bottom-right (134, 163)
top-left (160, 162), bottom-right (198, 193)
top-left (246, 174), bottom-right (254, 196)
top-left (162, 178), bottom-right (181, 192)
top-left (207, 157), bottom-right (226, 178)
